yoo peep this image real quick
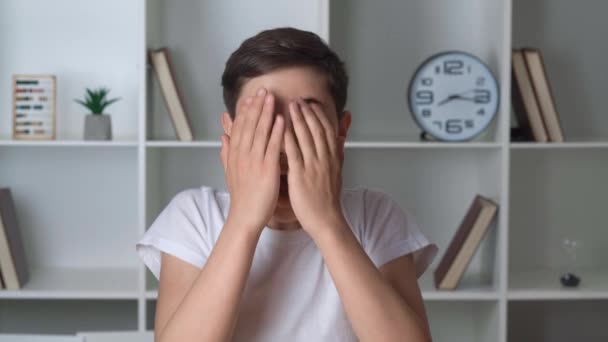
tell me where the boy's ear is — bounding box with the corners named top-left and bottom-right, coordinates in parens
top-left (221, 112), bottom-right (233, 136)
top-left (338, 111), bottom-right (352, 139)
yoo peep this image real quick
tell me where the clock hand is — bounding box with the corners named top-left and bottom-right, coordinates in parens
top-left (455, 88), bottom-right (476, 96)
top-left (454, 96), bottom-right (476, 102)
top-left (438, 94), bottom-right (459, 106)
top-left (438, 94), bottom-right (476, 106)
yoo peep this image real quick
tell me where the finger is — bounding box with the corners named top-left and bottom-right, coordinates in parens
top-left (252, 93), bottom-right (275, 157)
top-left (265, 115), bottom-right (284, 164)
top-left (220, 134), bottom-right (230, 171)
top-left (230, 96), bottom-right (252, 149)
top-left (289, 100), bottom-right (316, 162)
top-left (240, 88), bottom-right (267, 151)
top-left (309, 103), bottom-right (338, 159)
top-left (284, 122), bottom-right (303, 169)
top-left (298, 99), bottom-right (329, 160)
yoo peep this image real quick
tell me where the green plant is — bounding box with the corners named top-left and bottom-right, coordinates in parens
top-left (74, 87), bottom-right (121, 115)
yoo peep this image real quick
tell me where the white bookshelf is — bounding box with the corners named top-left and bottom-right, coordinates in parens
top-left (1, 0), bottom-right (607, 341)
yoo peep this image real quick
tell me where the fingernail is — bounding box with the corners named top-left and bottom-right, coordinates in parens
top-left (245, 97), bottom-right (252, 104)
top-left (265, 94), bottom-right (272, 103)
top-left (257, 88), bottom-right (266, 96)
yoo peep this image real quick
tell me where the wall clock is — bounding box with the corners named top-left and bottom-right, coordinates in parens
top-left (408, 51), bottom-right (499, 141)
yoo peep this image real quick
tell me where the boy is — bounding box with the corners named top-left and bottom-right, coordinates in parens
top-left (137, 27), bottom-right (437, 342)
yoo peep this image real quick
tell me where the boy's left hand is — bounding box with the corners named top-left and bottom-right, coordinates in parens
top-left (284, 99), bottom-right (346, 237)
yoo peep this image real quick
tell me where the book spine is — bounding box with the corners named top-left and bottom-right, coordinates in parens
top-left (511, 49), bottom-right (549, 142)
top-left (523, 48), bottom-right (565, 142)
top-left (433, 195), bottom-right (482, 288)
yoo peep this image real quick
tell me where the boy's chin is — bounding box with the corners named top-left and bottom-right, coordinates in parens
top-left (273, 192), bottom-right (297, 220)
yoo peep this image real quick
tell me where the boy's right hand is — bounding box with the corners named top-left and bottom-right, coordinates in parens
top-left (220, 88), bottom-right (285, 234)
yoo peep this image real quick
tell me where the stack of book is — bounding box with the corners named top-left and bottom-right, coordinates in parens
top-left (511, 48), bottom-right (564, 142)
top-left (434, 194), bottom-right (498, 290)
top-left (0, 188), bottom-right (30, 290)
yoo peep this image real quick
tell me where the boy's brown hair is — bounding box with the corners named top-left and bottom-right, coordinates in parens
top-left (221, 27), bottom-right (348, 119)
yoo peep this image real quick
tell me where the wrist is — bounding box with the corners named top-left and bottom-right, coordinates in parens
top-left (309, 212), bottom-right (350, 244)
top-left (225, 214), bottom-right (264, 238)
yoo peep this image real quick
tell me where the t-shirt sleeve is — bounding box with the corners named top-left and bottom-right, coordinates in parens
top-left (362, 189), bottom-right (438, 278)
top-left (135, 189), bottom-right (212, 280)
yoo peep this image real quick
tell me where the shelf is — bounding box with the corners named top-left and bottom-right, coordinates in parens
top-left (419, 270), bottom-right (499, 301)
top-left (146, 140), bottom-right (501, 149)
top-left (511, 141), bottom-right (608, 149)
top-left (0, 267), bottom-right (139, 300)
top-left (146, 140), bottom-right (221, 148)
top-left (508, 269), bottom-right (608, 300)
top-left (345, 141), bottom-right (501, 149)
top-left (145, 288), bottom-right (499, 303)
top-left (0, 140), bottom-right (139, 147)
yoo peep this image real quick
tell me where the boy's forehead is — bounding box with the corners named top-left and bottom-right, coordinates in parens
top-left (239, 66), bottom-right (331, 102)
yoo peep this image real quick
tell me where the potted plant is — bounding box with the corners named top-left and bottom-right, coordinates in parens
top-left (75, 87), bottom-right (121, 140)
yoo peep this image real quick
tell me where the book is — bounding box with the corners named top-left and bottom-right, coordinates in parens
top-left (523, 48), bottom-right (565, 142)
top-left (511, 49), bottom-right (548, 142)
top-left (434, 194), bottom-right (498, 290)
top-left (149, 48), bottom-right (194, 141)
top-left (0, 188), bottom-right (30, 290)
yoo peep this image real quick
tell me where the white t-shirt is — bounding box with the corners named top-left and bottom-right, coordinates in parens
top-left (136, 186), bottom-right (437, 342)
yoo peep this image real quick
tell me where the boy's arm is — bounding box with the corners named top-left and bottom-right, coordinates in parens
top-left (312, 218), bottom-right (432, 342)
top-left (156, 223), bottom-right (261, 342)
top-left (284, 99), bottom-right (432, 342)
top-left (156, 88), bottom-right (285, 342)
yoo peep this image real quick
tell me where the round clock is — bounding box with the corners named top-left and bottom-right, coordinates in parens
top-left (407, 51), bottom-right (499, 141)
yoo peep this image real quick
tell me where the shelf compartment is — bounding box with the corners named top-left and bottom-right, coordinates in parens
top-left (343, 149), bottom-right (503, 285)
top-left (508, 300), bottom-right (608, 342)
top-left (509, 269), bottom-right (608, 300)
top-left (509, 150), bottom-right (608, 283)
top-left (0, 299), bottom-right (138, 334)
top-left (144, 148), bottom-right (504, 299)
top-left (0, 267), bottom-right (139, 300)
top-left (513, 0), bottom-right (608, 142)
top-left (145, 0), bottom-right (325, 141)
top-left (330, 0), bottom-right (508, 143)
top-left (427, 301), bottom-right (500, 342)
top-left (0, 147), bottom-right (140, 271)
top-left (0, 0), bottom-right (141, 141)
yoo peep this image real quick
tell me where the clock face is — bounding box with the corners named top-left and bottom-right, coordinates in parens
top-left (408, 51), bottom-right (499, 141)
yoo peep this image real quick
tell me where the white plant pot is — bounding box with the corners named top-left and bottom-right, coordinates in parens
top-left (84, 114), bottom-right (112, 140)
